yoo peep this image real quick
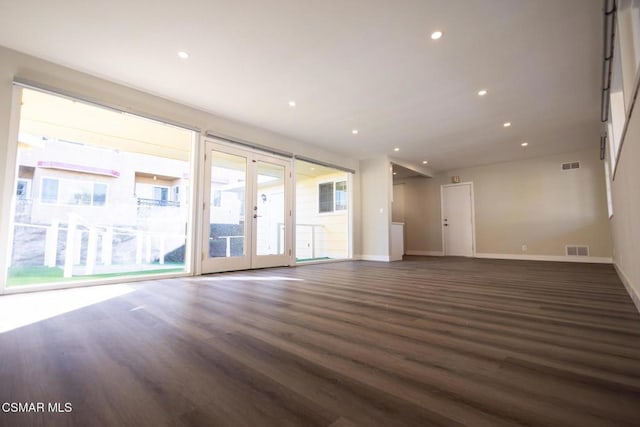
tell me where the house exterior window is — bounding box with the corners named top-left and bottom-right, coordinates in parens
top-left (319, 182), bottom-right (334, 213)
top-left (92, 183), bottom-right (107, 206)
top-left (16, 179), bottom-right (31, 199)
top-left (318, 180), bottom-right (348, 213)
top-left (41, 178), bottom-right (59, 203)
top-left (173, 185), bottom-right (180, 203)
top-left (40, 177), bottom-right (107, 206)
top-left (152, 186), bottom-right (169, 205)
top-left (335, 180), bottom-right (347, 211)
top-left (212, 190), bottom-right (222, 207)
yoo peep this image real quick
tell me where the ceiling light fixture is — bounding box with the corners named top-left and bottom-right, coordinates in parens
top-left (288, 100), bottom-right (296, 107)
top-left (503, 122), bottom-right (512, 127)
top-left (352, 129), bottom-right (359, 134)
top-left (393, 172), bottom-right (397, 175)
top-left (422, 160), bottom-right (428, 164)
top-left (394, 148), bottom-right (400, 152)
top-left (177, 51), bottom-right (190, 59)
top-left (478, 89), bottom-right (488, 96)
top-left (431, 31), bottom-right (443, 40)
top-left (521, 142), bottom-right (529, 147)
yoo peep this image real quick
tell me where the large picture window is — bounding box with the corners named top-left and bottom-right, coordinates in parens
top-left (297, 160), bottom-right (351, 262)
top-left (608, 0), bottom-right (640, 173)
top-left (6, 87), bottom-right (195, 288)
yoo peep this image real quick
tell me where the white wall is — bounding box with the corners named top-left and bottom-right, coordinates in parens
top-left (359, 157), bottom-right (391, 261)
top-left (401, 147), bottom-right (613, 261)
top-left (392, 183), bottom-right (405, 223)
top-left (0, 45), bottom-right (362, 279)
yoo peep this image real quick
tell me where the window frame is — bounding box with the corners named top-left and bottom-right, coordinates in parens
top-left (152, 185), bottom-right (170, 205)
top-left (16, 178), bottom-right (31, 200)
top-left (39, 176), bottom-right (109, 207)
top-left (334, 180), bottom-right (348, 212)
top-left (317, 179), bottom-right (348, 214)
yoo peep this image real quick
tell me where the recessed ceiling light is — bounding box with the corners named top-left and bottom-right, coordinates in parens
top-left (521, 142), bottom-right (529, 147)
top-left (430, 31), bottom-right (443, 40)
top-left (503, 122), bottom-right (511, 127)
top-left (422, 160), bottom-right (428, 164)
top-left (393, 172), bottom-right (397, 175)
top-left (311, 167), bottom-right (315, 170)
top-left (394, 147), bottom-right (400, 152)
top-left (288, 100), bottom-right (296, 107)
top-left (478, 89), bottom-right (488, 96)
top-left (177, 51), bottom-right (189, 59)
top-left (352, 129), bottom-right (359, 134)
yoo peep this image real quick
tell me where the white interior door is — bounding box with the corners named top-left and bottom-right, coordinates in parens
top-left (441, 183), bottom-right (474, 257)
top-left (202, 141), bottom-right (292, 273)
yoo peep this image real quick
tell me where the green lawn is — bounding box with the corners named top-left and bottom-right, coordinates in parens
top-left (7, 265), bottom-right (185, 287)
top-left (296, 256), bottom-right (331, 262)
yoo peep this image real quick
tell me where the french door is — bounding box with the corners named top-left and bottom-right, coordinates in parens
top-left (202, 140), bottom-right (292, 273)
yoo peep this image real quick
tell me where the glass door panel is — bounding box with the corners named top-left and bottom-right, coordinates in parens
top-left (255, 161), bottom-right (285, 256)
top-left (202, 146), bottom-right (251, 272)
top-left (209, 151), bottom-right (247, 258)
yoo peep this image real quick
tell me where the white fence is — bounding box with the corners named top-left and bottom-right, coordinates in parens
top-left (12, 213), bottom-right (185, 277)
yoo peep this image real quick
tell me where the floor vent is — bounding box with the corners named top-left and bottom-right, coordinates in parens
top-left (561, 161), bottom-right (580, 170)
top-left (566, 245), bottom-right (589, 256)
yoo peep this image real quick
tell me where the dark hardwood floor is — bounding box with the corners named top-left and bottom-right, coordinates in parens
top-left (1, 256), bottom-right (640, 426)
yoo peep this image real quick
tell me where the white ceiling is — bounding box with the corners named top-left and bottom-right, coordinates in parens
top-left (0, 0), bottom-right (603, 171)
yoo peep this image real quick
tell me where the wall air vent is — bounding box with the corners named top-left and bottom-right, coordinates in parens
top-left (566, 245), bottom-right (589, 256)
top-left (561, 161), bottom-right (580, 170)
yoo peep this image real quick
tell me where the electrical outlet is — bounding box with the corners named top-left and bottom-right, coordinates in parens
top-left (522, 244), bottom-right (528, 252)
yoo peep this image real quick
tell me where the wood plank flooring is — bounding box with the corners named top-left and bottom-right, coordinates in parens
top-left (1, 256), bottom-right (640, 426)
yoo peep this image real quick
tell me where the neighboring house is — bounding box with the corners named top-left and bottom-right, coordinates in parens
top-left (12, 134), bottom-right (190, 269)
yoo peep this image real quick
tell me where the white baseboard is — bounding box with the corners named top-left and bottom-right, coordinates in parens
top-left (475, 253), bottom-right (613, 264)
top-left (359, 254), bottom-right (391, 262)
top-left (405, 250), bottom-right (444, 256)
top-left (615, 263), bottom-right (640, 313)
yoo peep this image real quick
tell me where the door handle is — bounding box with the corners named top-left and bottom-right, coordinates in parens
top-left (443, 224), bottom-right (448, 227)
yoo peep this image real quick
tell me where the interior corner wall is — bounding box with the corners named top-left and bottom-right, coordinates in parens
top-left (610, 101), bottom-right (640, 310)
top-left (359, 157), bottom-right (391, 261)
top-left (0, 45), bottom-right (363, 270)
top-left (391, 183), bottom-right (406, 223)
top-left (403, 147), bottom-right (613, 260)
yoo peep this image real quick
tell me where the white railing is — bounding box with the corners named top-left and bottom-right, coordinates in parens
top-left (283, 223), bottom-right (325, 259)
top-left (13, 213), bottom-right (185, 278)
top-left (211, 235), bottom-right (244, 257)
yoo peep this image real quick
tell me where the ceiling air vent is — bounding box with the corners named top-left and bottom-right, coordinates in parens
top-left (566, 245), bottom-right (589, 256)
top-left (561, 161), bottom-right (580, 171)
